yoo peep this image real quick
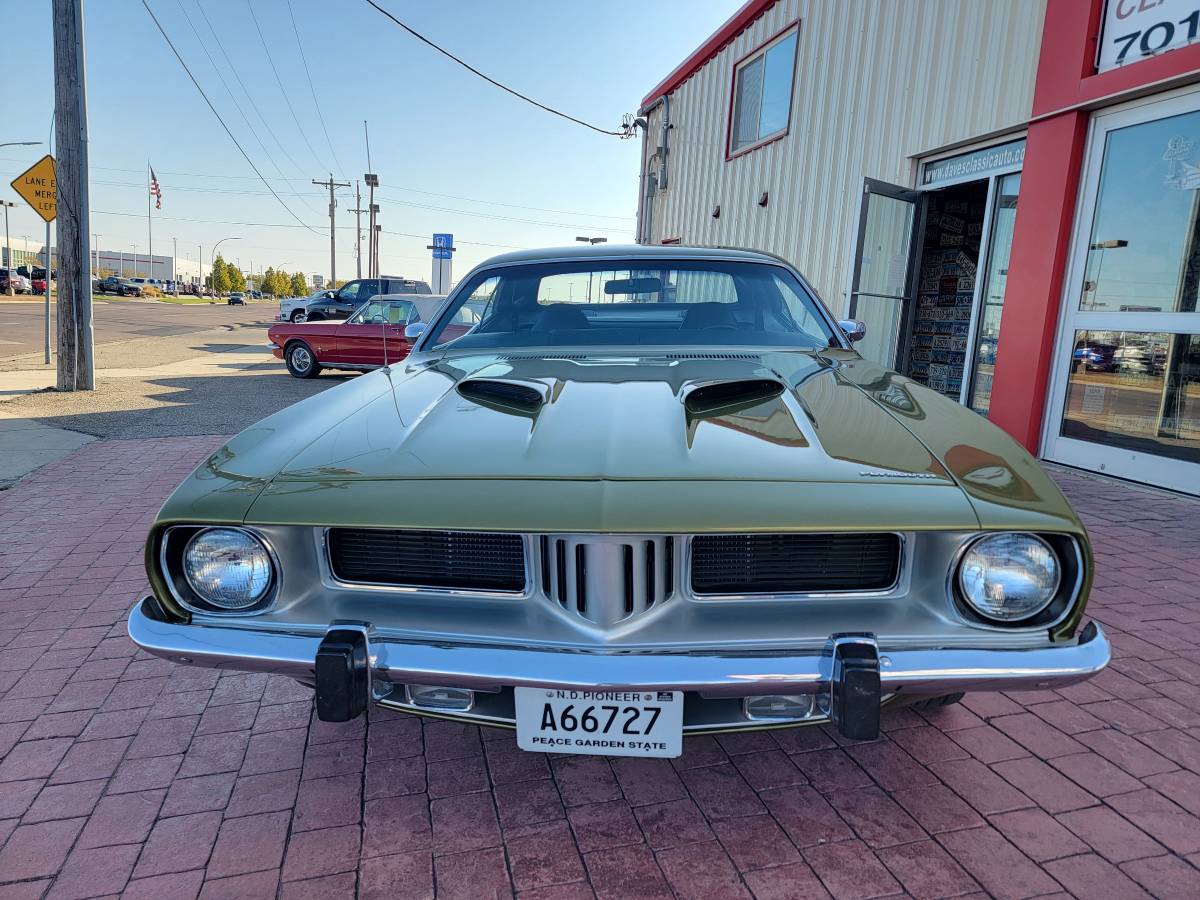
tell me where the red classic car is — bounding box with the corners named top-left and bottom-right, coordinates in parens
top-left (267, 295), bottom-right (450, 378)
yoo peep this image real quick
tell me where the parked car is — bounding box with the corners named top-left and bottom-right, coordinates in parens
top-left (128, 245), bottom-right (1108, 754)
top-left (227, 292), bottom-right (246, 306)
top-left (1072, 340), bottom-right (1117, 372)
top-left (1, 268), bottom-right (31, 293)
top-left (267, 294), bottom-right (448, 377)
top-left (95, 276), bottom-right (142, 297)
top-left (303, 276), bottom-right (433, 321)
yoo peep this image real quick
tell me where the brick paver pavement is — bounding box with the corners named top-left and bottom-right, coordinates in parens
top-left (2, 436), bottom-right (1199, 898)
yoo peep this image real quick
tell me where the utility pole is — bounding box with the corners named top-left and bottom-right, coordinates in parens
top-left (374, 222), bottom-right (381, 278)
top-left (365, 177), bottom-right (379, 279)
top-left (1, 201), bottom-right (13, 296)
top-left (348, 180), bottom-right (364, 279)
top-left (312, 173), bottom-right (348, 286)
top-left (53, 0), bottom-right (94, 390)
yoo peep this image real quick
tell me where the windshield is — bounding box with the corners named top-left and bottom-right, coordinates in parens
top-left (348, 298), bottom-right (415, 324)
top-left (424, 259), bottom-right (836, 351)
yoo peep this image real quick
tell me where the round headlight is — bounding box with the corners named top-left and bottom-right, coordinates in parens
top-left (183, 528), bottom-right (273, 610)
top-left (958, 533), bottom-right (1060, 623)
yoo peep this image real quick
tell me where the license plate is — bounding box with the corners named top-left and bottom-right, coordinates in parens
top-left (514, 687), bottom-right (684, 758)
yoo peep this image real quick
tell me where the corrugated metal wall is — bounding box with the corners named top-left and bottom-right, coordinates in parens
top-left (640, 0), bottom-right (1045, 315)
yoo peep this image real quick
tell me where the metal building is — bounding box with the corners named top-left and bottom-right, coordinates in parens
top-left (635, 0), bottom-right (1200, 496)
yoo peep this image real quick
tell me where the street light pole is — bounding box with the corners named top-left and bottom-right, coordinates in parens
top-left (211, 236), bottom-right (240, 295)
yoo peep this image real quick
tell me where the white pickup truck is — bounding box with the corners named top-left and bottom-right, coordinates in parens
top-left (278, 289), bottom-right (334, 323)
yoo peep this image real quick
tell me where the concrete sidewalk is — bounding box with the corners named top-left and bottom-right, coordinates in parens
top-left (1, 439), bottom-right (1199, 898)
top-left (0, 345), bottom-right (278, 487)
top-left (0, 345), bottom-right (273, 399)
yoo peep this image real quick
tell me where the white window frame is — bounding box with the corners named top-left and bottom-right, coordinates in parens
top-left (727, 23), bottom-right (799, 159)
top-left (1042, 83), bottom-right (1200, 493)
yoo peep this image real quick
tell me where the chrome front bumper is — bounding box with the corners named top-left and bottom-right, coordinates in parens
top-left (128, 597), bottom-right (1110, 700)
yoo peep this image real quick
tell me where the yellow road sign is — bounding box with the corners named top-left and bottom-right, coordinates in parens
top-left (10, 154), bottom-right (56, 223)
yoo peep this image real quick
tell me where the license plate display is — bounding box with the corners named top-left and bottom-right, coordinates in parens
top-left (514, 688), bottom-right (684, 758)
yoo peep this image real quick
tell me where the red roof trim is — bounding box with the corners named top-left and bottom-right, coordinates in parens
top-left (640, 0), bottom-right (779, 107)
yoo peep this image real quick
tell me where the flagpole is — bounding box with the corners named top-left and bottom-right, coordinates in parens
top-left (147, 161), bottom-right (153, 284)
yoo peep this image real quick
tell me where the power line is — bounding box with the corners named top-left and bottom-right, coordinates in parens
top-left (87, 177), bottom-right (630, 231)
top-left (171, 0), bottom-right (315, 208)
top-left (191, 0), bottom-right (318, 197)
top-left (361, 0), bottom-right (624, 137)
top-left (0, 155), bottom-right (632, 219)
top-left (244, 0), bottom-right (330, 174)
top-left (286, 0), bottom-right (347, 180)
top-left (139, 0), bottom-right (324, 235)
top-left (89, 207), bottom-right (527, 249)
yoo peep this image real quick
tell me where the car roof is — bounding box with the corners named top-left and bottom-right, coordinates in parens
top-left (475, 243), bottom-right (785, 267)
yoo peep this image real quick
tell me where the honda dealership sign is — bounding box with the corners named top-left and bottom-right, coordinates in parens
top-left (1098, 0), bottom-right (1200, 71)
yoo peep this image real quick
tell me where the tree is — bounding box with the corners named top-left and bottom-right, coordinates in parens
top-left (228, 266), bottom-right (246, 292)
top-left (262, 267), bottom-right (277, 296)
top-left (290, 272), bottom-right (308, 296)
top-left (210, 255), bottom-right (230, 295)
top-left (269, 268), bottom-right (290, 297)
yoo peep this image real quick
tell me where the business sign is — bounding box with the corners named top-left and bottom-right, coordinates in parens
top-left (10, 154), bottom-right (57, 222)
top-left (431, 233), bottom-right (453, 260)
top-left (1098, 0), bottom-right (1200, 72)
top-left (922, 139), bottom-right (1025, 187)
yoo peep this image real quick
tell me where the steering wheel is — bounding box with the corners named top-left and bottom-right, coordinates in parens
top-left (369, 315), bottom-right (386, 324)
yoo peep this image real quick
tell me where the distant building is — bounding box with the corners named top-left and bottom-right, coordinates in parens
top-left (1, 235), bottom-right (49, 271)
top-left (94, 250), bottom-right (201, 284)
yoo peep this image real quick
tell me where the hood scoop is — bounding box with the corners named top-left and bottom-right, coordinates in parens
top-left (683, 378), bottom-right (786, 418)
top-left (457, 377), bottom-right (548, 415)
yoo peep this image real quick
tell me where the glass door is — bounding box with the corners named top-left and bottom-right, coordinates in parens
top-left (849, 179), bottom-right (922, 367)
top-left (967, 172), bottom-right (1021, 413)
top-left (1044, 90), bottom-right (1200, 493)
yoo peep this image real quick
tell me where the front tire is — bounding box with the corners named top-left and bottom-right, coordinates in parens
top-left (290, 310), bottom-right (307, 323)
top-left (285, 342), bottom-right (321, 379)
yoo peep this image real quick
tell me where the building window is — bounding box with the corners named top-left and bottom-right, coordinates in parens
top-left (729, 25), bottom-right (798, 156)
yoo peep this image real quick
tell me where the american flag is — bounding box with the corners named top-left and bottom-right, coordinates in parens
top-left (149, 167), bottom-right (162, 209)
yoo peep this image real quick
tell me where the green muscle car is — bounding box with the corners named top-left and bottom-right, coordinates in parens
top-left (128, 245), bottom-right (1109, 756)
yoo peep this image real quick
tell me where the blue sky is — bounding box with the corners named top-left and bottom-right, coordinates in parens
top-left (1, 0), bottom-right (735, 284)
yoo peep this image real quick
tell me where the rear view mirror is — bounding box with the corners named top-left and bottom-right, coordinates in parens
top-left (604, 277), bottom-right (662, 295)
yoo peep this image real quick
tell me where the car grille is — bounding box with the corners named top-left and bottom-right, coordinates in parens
top-left (690, 533), bottom-right (901, 595)
top-left (540, 535), bottom-right (675, 627)
top-left (327, 528), bottom-right (526, 592)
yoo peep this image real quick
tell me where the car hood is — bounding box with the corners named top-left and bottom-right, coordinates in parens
top-left (273, 351), bottom-right (952, 485)
top-left (157, 350), bottom-right (1081, 534)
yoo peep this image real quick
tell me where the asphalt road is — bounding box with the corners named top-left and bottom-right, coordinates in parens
top-left (0, 297), bottom-right (280, 369)
top-left (0, 298), bottom-right (353, 440)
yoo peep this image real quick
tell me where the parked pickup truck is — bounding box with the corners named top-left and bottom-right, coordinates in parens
top-left (277, 276), bottom-right (432, 322)
top-left (279, 289), bottom-right (331, 323)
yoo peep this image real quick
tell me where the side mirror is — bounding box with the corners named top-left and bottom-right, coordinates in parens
top-left (838, 319), bottom-right (867, 343)
top-left (403, 322), bottom-right (427, 343)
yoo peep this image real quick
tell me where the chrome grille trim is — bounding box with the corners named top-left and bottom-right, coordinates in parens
top-left (540, 534), bottom-right (677, 627)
